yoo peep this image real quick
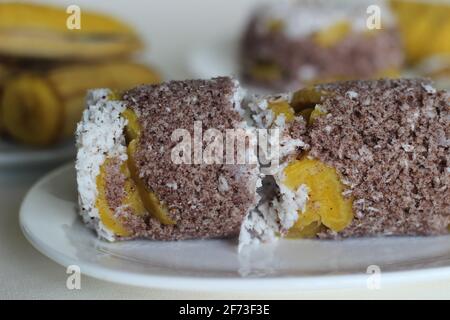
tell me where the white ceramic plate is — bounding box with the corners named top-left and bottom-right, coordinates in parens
top-left (0, 139), bottom-right (75, 168)
top-left (20, 162), bottom-right (450, 291)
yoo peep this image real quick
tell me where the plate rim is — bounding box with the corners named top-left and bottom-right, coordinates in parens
top-left (19, 162), bottom-right (450, 292)
top-left (0, 140), bottom-right (75, 167)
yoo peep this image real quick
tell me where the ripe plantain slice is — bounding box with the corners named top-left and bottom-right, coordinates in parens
top-left (96, 159), bottom-right (132, 237)
top-left (0, 63), bottom-right (11, 82)
top-left (0, 62), bottom-right (14, 133)
top-left (283, 156), bottom-right (354, 238)
top-left (1, 61), bottom-right (160, 145)
top-left (0, 3), bottom-right (143, 60)
top-left (267, 99), bottom-right (295, 122)
top-left (291, 86), bottom-right (328, 111)
top-left (122, 107), bottom-right (175, 225)
top-left (290, 86), bottom-right (330, 124)
top-left (121, 108), bottom-right (140, 142)
top-left (127, 139), bottom-right (176, 225)
top-left (308, 105), bottom-right (327, 125)
top-left (1, 73), bottom-right (61, 145)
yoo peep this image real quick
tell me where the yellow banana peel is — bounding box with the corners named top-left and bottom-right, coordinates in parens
top-left (1, 61), bottom-right (161, 145)
top-left (0, 2), bottom-right (143, 60)
top-left (390, 0), bottom-right (450, 65)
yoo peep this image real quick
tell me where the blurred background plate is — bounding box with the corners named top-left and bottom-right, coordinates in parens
top-left (20, 162), bottom-right (450, 291)
top-left (0, 139), bottom-right (75, 168)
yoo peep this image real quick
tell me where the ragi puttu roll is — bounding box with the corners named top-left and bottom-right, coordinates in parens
top-left (240, 0), bottom-right (404, 91)
top-left (241, 78), bottom-right (449, 246)
top-left (76, 77), bottom-right (260, 241)
top-left (76, 77), bottom-right (449, 245)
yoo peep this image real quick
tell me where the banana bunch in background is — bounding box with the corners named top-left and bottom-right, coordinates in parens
top-left (2, 62), bottom-right (159, 145)
top-left (0, 2), bottom-right (160, 146)
top-left (0, 62), bottom-right (12, 133)
top-left (390, 0), bottom-right (450, 86)
top-left (0, 2), bottom-right (143, 60)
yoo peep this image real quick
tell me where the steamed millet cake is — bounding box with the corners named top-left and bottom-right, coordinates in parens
top-left (76, 77), bottom-right (449, 245)
top-left (240, 0), bottom-right (404, 91)
top-left (240, 78), bottom-right (449, 246)
top-left (308, 79), bottom-right (449, 238)
top-left (76, 77), bottom-right (260, 241)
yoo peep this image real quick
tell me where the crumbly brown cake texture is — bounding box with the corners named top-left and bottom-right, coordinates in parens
top-left (76, 77), bottom-right (260, 241)
top-left (239, 78), bottom-right (449, 248)
top-left (122, 78), bottom-right (259, 240)
top-left (240, 0), bottom-right (404, 91)
top-left (310, 79), bottom-right (449, 237)
top-left (76, 77), bottom-right (449, 246)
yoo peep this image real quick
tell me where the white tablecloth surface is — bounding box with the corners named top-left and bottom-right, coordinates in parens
top-left (1, 0), bottom-right (450, 299)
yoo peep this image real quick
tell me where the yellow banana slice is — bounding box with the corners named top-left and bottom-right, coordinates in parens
top-left (96, 159), bottom-right (133, 237)
top-left (268, 100), bottom-right (295, 122)
top-left (1, 74), bottom-right (61, 145)
top-left (123, 107), bottom-right (176, 225)
top-left (0, 63), bottom-right (11, 82)
top-left (283, 157), bottom-right (354, 238)
top-left (0, 62), bottom-right (13, 133)
top-left (127, 139), bottom-right (175, 225)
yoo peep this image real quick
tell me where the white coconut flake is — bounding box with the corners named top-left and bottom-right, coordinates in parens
top-left (346, 91), bottom-right (359, 99)
top-left (217, 175), bottom-right (229, 193)
top-left (421, 83), bottom-right (437, 94)
top-left (238, 157), bottom-right (310, 251)
top-left (246, 94), bottom-right (306, 173)
top-left (274, 113), bottom-right (286, 127)
top-left (166, 182), bottom-right (178, 190)
top-left (230, 78), bottom-right (248, 118)
top-left (75, 89), bottom-right (128, 242)
top-left (407, 110), bottom-right (420, 131)
top-left (238, 181), bottom-right (309, 252)
top-left (401, 144), bottom-right (414, 152)
top-left (238, 208), bottom-right (279, 252)
top-left (277, 184), bottom-right (309, 231)
top-left (238, 90), bottom-right (313, 251)
top-left (342, 189), bottom-right (353, 197)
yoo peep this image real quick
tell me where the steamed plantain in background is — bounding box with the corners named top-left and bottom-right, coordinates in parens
top-left (390, 0), bottom-right (450, 65)
top-left (0, 2), bottom-right (161, 146)
top-left (0, 63), bottom-right (11, 133)
top-left (0, 2), bottom-right (143, 60)
top-left (1, 61), bottom-right (160, 146)
top-left (0, 64), bottom-right (11, 83)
